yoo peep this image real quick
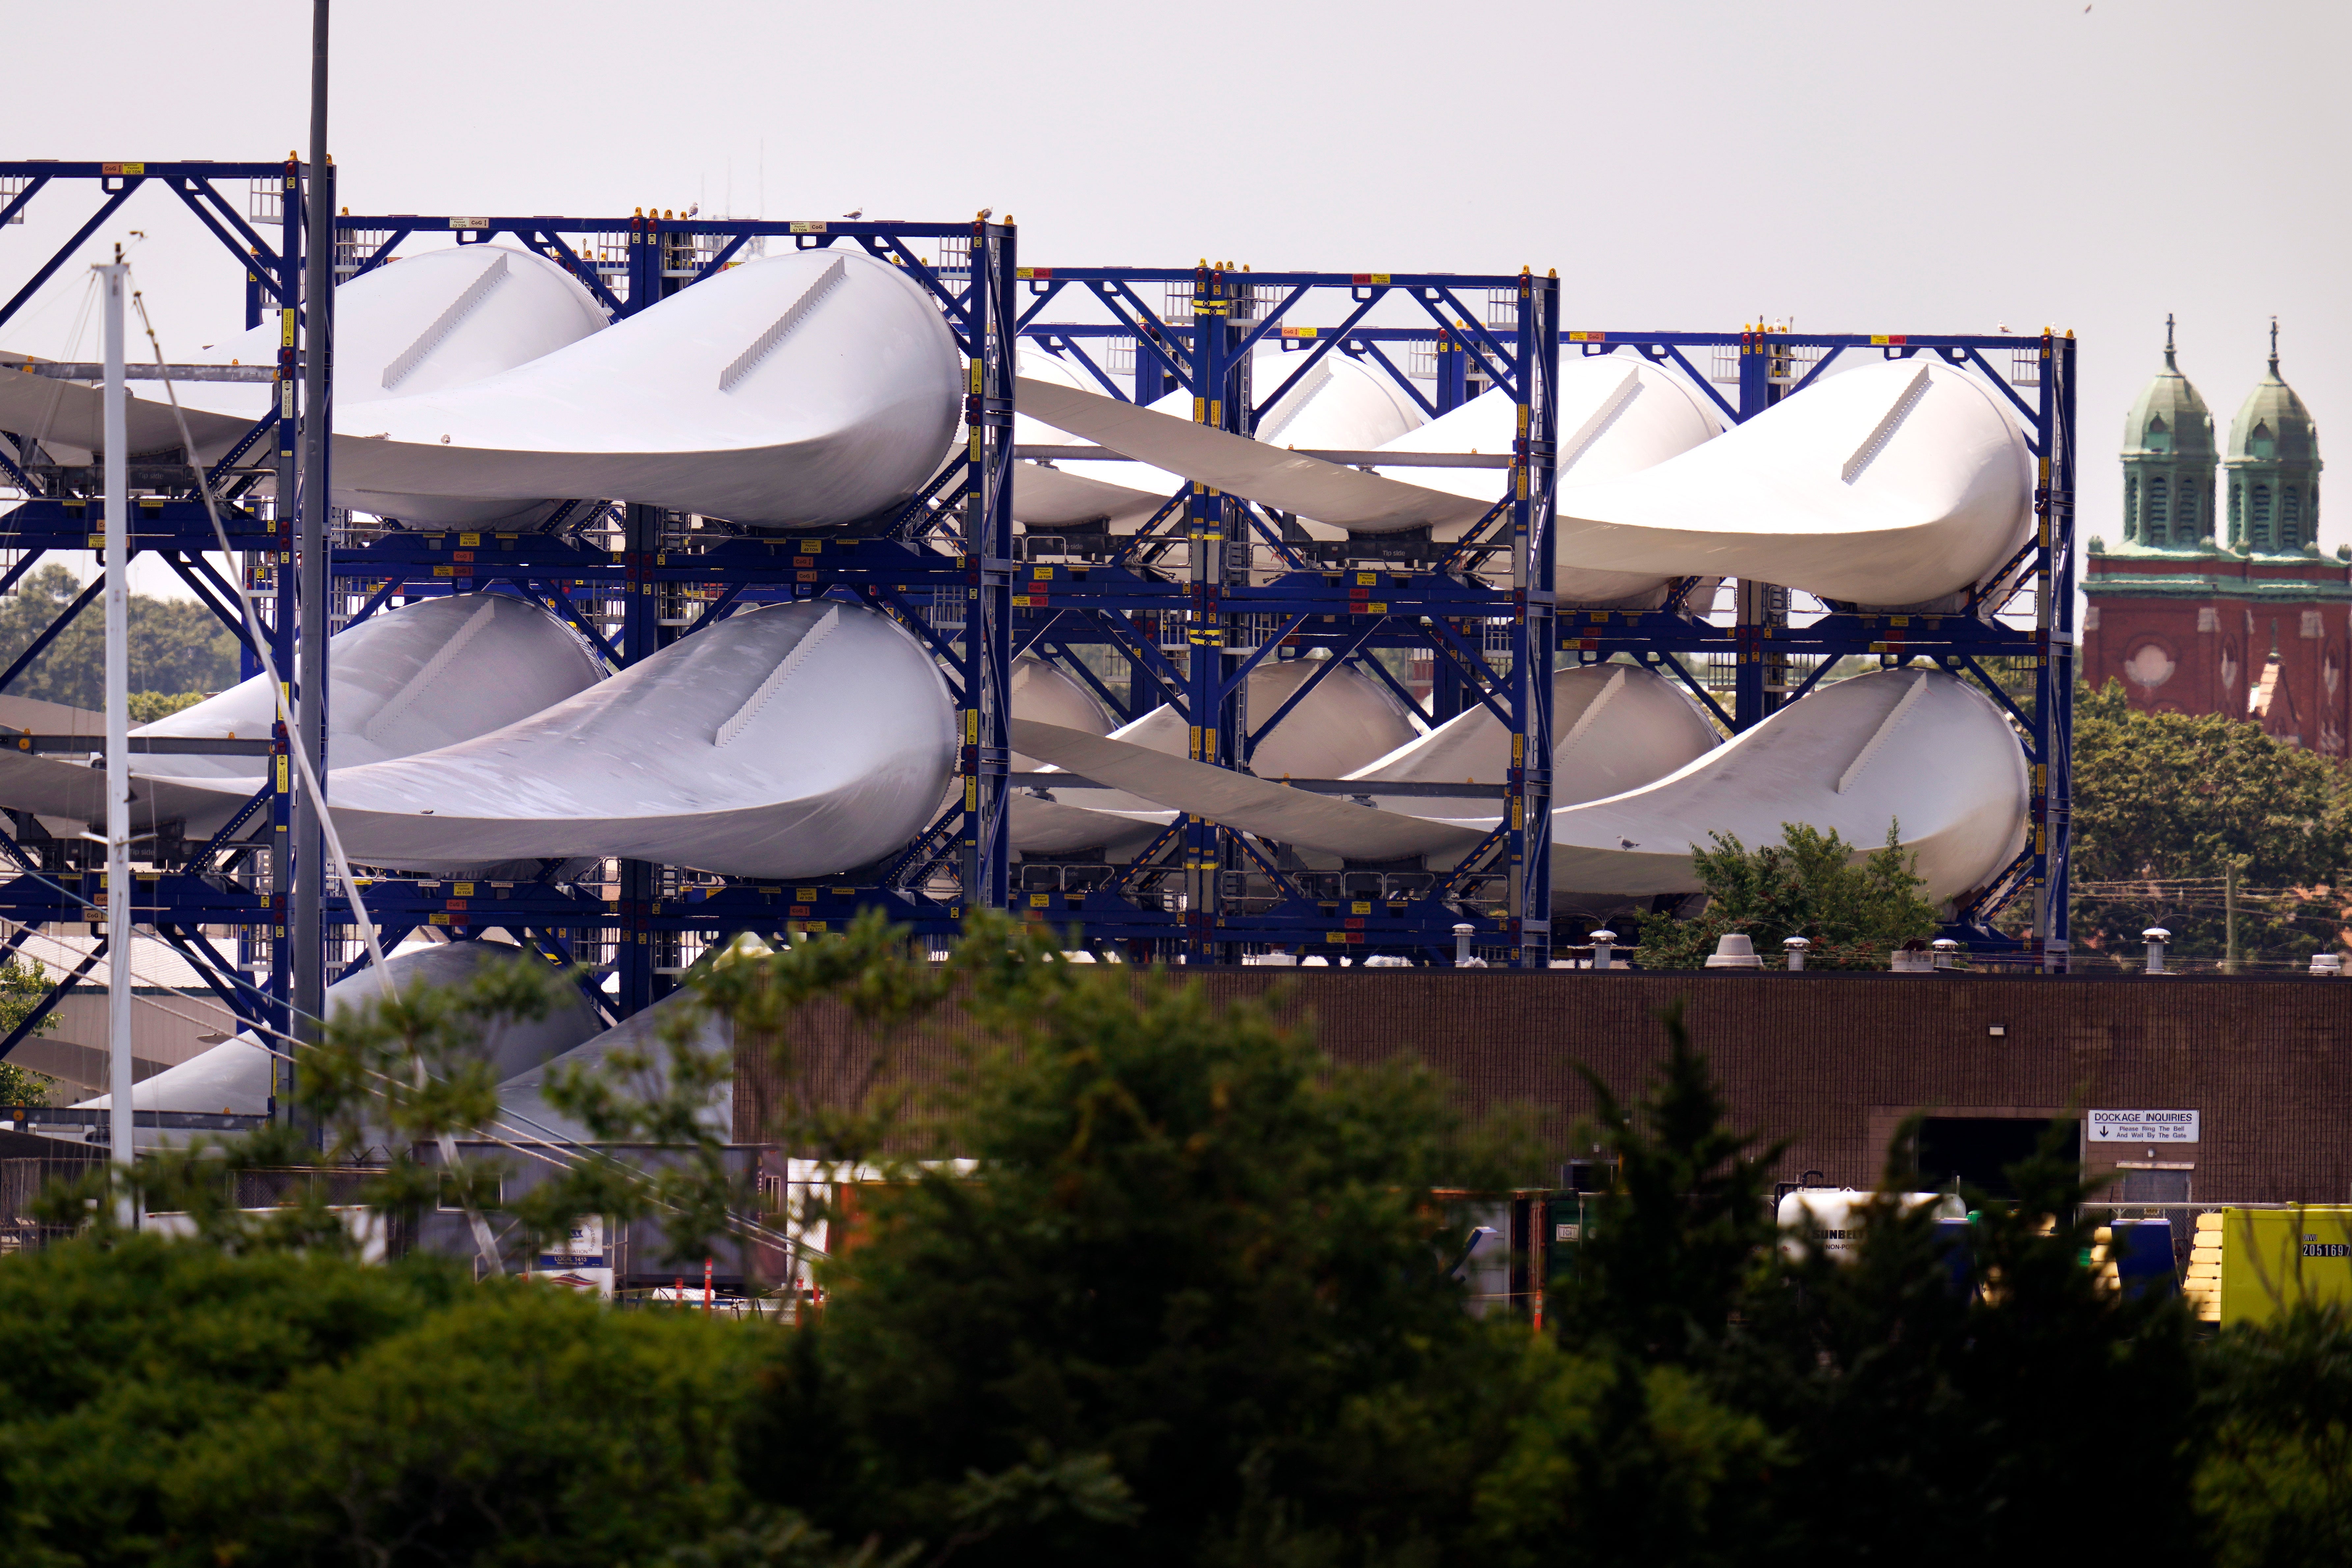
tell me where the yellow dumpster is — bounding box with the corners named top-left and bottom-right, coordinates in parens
top-left (2200, 1207), bottom-right (2352, 1327)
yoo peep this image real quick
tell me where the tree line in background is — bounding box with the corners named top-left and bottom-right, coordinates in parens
top-left (0, 919), bottom-right (2343, 1566)
top-left (0, 562), bottom-right (238, 712)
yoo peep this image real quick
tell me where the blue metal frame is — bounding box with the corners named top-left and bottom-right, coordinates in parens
top-left (0, 169), bottom-right (2072, 998)
top-left (1005, 306), bottom-right (2074, 970)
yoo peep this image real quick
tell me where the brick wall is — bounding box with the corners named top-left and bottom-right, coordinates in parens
top-left (737, 970), bottom-right (2352, 1204)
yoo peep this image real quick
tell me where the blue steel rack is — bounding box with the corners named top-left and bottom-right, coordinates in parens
top-left (0, 159), bottom-right (311, 1057)
top-left (1007, 299), bottom-right (2076, 970)
top-left (0, 171), bottom-right (1023, 1056)
top-left (0, 163), bottom-right (2074, 1082)
top-left (1004, 265), bottom-right (1564, 967)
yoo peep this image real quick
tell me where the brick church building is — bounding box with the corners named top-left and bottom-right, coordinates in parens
top-left (2083, 320), bottom-right (2344, 753)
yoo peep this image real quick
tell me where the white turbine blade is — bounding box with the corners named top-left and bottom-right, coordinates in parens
top-left (0, 593), bottom-right (606, 836)
top-left (1009, 719), bottom-right (1491, 862)
top-left (1549, 359), bottom-right (2032, 607)
top-left (0, 245), bottom-right (610, 465)
top-left (1543, 669), bottom-right (2029, 901)
top-left (78, 943), bottom-right (600, 1118)
top-left (183, 601), bottom-right (958, 880)
top-left (1015, 375), bottom-right (1489, 533)
top-left (334, 250), bottom-right (963, 528)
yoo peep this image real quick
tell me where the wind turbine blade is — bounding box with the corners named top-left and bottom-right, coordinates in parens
top-left (1009, 719), bottom-right (1492, 862)
top-left (1015, 375), bottom-right (1489, 533)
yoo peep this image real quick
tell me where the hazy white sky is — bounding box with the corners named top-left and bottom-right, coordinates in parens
top-left (4, 0), bottom-right (2344, 597)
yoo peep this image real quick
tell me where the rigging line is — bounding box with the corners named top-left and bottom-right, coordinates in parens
top-left (133, 283), bottom-right (500, 1274)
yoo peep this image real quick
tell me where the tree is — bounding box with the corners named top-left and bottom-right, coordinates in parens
top-left (0, 1239), bottom-right (780, 1567)
top-left (2195, 1303), bottom-right (2352, 1568)
top-left (1633, 821), bottom-right (1941, 971)
top-left (748, 914), bottom-right (1549, 1568)
top-left (0, 957), bottom-right (58, 1107)
top-left (2071, 679), bottom-right (2351, 967)
top-left (0, 562), bottom-right (240, 709)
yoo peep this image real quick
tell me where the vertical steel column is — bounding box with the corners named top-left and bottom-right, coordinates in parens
top-left (1181, 264), bottom-right (1237, 961)
top-left (289, 4), bottom-right (335, 1110)
top-left (1731, 327), bottom-right (1788, 731)
top-left (98, 257), bottom-right (133, 1187)
top-left (957, 219), bottom-right (1015, 920)
top-left (1435, 324), bottom-right (1468, 415)
top-left (615, 500), bottom-right (661, 1016)
top-left (265, 156), bottom-right (301, 1098)
top-left (2037, 330), bottom-right (2077, 972)
top-left (1508, 270), bottom-right (1559, 968)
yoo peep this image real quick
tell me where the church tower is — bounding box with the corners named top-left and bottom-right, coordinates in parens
top-left (2224, 319), bottom-right (2323, 553)
top-left (2120, 314), bottom-right (2217, 548)
top-left (2083, 316), bottom-right (2352, 752)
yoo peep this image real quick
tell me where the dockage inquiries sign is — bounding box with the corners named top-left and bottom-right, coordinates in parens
top-left (2089, 1109), bottom-right (2200, 1143)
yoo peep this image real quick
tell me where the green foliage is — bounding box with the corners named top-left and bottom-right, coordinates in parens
top-left (0, 1237), bottom-right (779, 1567)
top-left (125, 689), bottom-right (208, 722)
top-left (2072, 679), bottom-right (2352, 965)
top-left (0, 563), bottom-right (239, 708)
top-left (2195, 1303), bottom-right (2352, 1568)
top-left (0, 922), bottom-right (2334, 1566)
top-left (0, 957), bottom-right (57, 1107)
top-left (1633, 820), bottom-right (1941, 971)
top-left (1557, 1002), bottom-right (1784, 1364)
top-left (1717, 1118), bottom-right (2203, 1565)
top-left (753, 913), bottom-right (1551, 1567)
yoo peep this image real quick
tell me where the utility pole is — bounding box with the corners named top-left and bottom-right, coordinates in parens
top-left (2223, 858), bottom-right (2240, 975)
top-left (99, 250), bottom-right (134, 1218)
top-left (289, 0), bottom-right (333, 1130)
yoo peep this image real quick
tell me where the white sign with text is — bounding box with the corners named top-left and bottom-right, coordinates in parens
top-left (2089, 1109), bottom-right (2200, 1143)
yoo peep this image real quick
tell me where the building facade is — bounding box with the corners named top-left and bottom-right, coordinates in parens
top-left (2082, 320), bottom-right (2346, 751)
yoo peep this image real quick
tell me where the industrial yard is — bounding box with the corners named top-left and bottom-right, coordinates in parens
top-left (0, 0), bottom-right (2344, 1562)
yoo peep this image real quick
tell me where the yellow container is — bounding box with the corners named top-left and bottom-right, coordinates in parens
top-left (2216, 1206), bottom-right (2352, 1326)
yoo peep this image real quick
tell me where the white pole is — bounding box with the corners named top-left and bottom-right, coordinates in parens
top-left (99, 252), bottom-right (135, 1211)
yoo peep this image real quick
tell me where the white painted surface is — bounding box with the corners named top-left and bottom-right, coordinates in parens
top-left (330, 249), bottom-right (963, 526)
top-left (0, 593), bottom-right (606, 836)
top-left (264, 601), bottom-right (956, 879)
top-left (2089, 1110), bottom-right (2200, 1143)
top-left (1013, 669), bottom-right (2027, 904)
top-left (77, 940), bottom-right (599, 1123)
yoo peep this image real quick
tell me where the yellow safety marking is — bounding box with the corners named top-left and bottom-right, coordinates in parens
top-left (459, 533), bottom-right (480, 547)
top-left (1029, 894), bottom-right (1051, 908)
top-left (796, 887), bottom-right (818, 901)
top-left (453, 882), bottom-right (475, 897)
top-left (275, 755), bottom-right (288, 791)
top-left (1351, 901), bottom-right (1371, 915)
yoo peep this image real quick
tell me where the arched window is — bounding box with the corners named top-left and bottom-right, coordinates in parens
top-left (2180, 489), bottom-right (2199, 537)
top-left (2252, 420), bottom-right (2277, 460)
top-left (2229, 481), bottom-right (2242, 537)
top-left (2124, 475), bottom-right (2138, 540)
top-left (2254, 484), bottom-right (2273, 548)
top-left (2147, 413), bottom-right (2172, 453)
top-left (2147, 475), bottom-right (2169, 545)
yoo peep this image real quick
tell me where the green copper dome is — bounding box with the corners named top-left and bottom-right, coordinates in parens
top-left (2227, 322), bottom-right (2320, 464)
top-left (2224, 319), bottom-right (2322, 554)
top-left (2124, 316), bottom-right (2216, 461)
top-left (2117, 316), bottom-right (2219, 550)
